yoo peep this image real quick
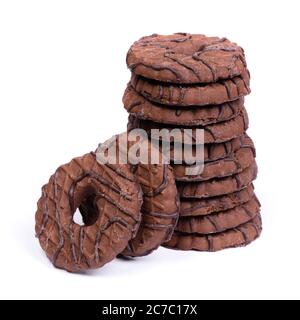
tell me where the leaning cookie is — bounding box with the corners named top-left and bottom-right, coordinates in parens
top-left (96, 133), bottom-right (179, 257)
top-left (35, 152), bottom-right (143, 272)
top-left (163, 214), bottom-right (262, 252)
top-left (121, 164), bottom-right (179, 257)
top-left (123, 85), bottom-right (244, 126)
top-left (127, 33), bottom-right (247, 84)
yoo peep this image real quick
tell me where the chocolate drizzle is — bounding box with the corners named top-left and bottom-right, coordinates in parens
top-left (94, 217), bottom-right (133, 264)
top-left (170, 34), bottom-right (192, 42)
top-left (130, 69), bottom-right (250, 107)
top-left (203, 125), bottom-right (217, 141)
top-left (240, 75), bottom-right (250, 94)
top-left (223, 80), bottom-right (232, 100)
top-left (207, 235), bottom-right (213, 251)
top-left (178, 162), bottom-right (258, 199)
top-left (125, 33), bottom-right (260, 254)
top-left (96, 135), bottom-right (180, 258)
top-left (179, 184), bottom-right (255, 217)
top-left (130, 62), bottom-right (183, 82)
top-left (36, 186), bottom-right (49, 238)
top-left (164, 214), bottom-right (262, 252)
top-left (178, 86), bottom-right (186, 105)
top-left (164, 51), bottom-right (204, 82)
top-left (192, 54), bottom-right (216, 82)
top-left (79, 227), bottom-right (85, 264)
top-left (234, 174), bottom-right (242, 189)
top-left (69, 223), bottom-right (77, 266)
top-left (169, 85), bottom-right (174, 103)
top-left (176, 196), bottom-right (260, 234)
top-left (143, 210), bottom-right (179, 219)
top-left (217, 102), bottom-right (227, 121)
top-left (205, 215), bottom-right (220, 233)
top-left (235, 227), bottom-right (248, 243)
top-left (173, 142), bottom-right (255, 182)
top-left (97, 192), bottom-right (140, 222)
top-left (141, 165), bottom-right (169, 197)
top-left (35, 153), bottom-right (143, 272)
top-left (231, 78), bottom-right (240, 96)
top-left (52, 171), bottom-right (65, 266)
top-left (124, 84), bottom-right (245, 127)
top-left (68, 171), bottom-right (133, 213)
top-left (127, 33), bottom-right (247, 83)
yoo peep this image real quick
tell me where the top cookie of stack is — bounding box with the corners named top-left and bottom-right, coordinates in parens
top-left (127, 33), bottom-right (249, 103)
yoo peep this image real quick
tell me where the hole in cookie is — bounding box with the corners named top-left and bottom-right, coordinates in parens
top-left (73, 194), bottom-right (100, 226)
top-left (73, 208), bottom-right (85, 226)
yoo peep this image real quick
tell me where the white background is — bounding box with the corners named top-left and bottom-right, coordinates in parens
top-left (0, 0), bottom-right (299, 300)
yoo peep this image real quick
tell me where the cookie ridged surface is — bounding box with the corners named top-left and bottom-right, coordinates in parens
top-left (173, 135), bottom-right (255, 181)
top-left (130, 71), bottom-right (250, 106)
top-left (128, 108), bottom-right (249, 144)
top-left (96, 134), bottom-right (179, 257)
top-left (178, 161), bottom-right (257, 199)
top-left (180, 184), bottom-right (255, 217)
top-left (167, 134), bottom-right (253, 163)
top-left (123, 85), bottom-right (244, 126)
top-left (176, 196), bottom-right (260, 234)
top-left (164, 214), bottom-right (262, 252)
top-left (35, 152), bottom-right (143, 272)
top-left (122, 164), bottom-right (179, 257)
top-left (127, 33), bottom-right (248, 84)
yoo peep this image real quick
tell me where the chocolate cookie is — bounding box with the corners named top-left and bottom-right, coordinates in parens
top-left (168, 134), bottom-right (253, 163)
top-left (96, 134), bottom-right (179, 257)
top-left (131, 71), bottom-right (250, 106)
top-left (128, 108), bottom-right (249, 144)
top-left (126, 33), bottom-right (247, 84)
top-left (123, 85), bottom-right (244, 126)
top-left (173, 140), bottom-right (255, 181)
top-left (178, 161), bottom-right (257, 199)
top-left (35, 152), bottom-right (143, 272)
top-left (122, 165), bottom-right (179, 257)
top-left (180, 184), bottom-right (255, 217)
top-left (163, 214), bottom-right (262, 252)
top-left (176, 195), bottom-right (260, 234)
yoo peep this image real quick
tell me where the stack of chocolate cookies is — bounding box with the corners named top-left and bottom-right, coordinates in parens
top-left (124, 33), bottom-right (261, 252)
top-left (35, 33), bottom-right (262, 273)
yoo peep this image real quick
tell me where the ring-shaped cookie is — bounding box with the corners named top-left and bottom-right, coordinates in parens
top-left (35, 152), bottom-right (143, 272)
top-left (96, 133), bottom-right (180, 257)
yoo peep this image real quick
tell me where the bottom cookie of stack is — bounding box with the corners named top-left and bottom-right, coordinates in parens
top-left (163, 189), bottom-right (262, 252)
